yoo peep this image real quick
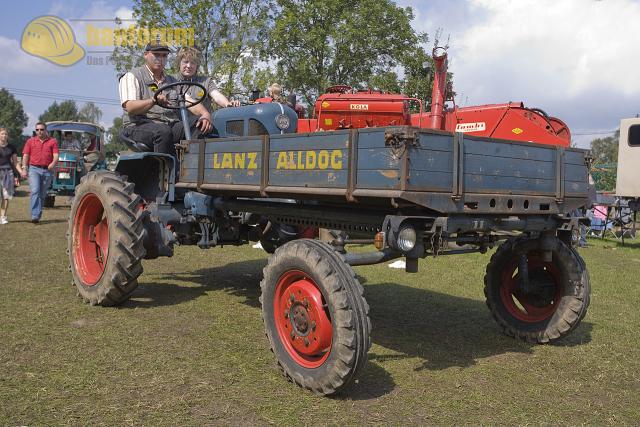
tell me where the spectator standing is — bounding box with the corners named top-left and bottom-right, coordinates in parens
top-left (0, 127), bottom-right (24, 224)
top-left (21, 122), bottom-right (58, 224)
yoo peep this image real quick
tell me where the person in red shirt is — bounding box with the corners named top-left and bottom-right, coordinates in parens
top-left (20, 122), bottom-right (59, 223)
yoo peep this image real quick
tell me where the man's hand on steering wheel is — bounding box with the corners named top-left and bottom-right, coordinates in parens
top-left (154, 93), bottom-right (170, 107)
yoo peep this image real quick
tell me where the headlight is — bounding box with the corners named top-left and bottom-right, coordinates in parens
top-left (275, 114), bottom-right (290, 130)
top-left (397, 225), bottom-right (416, 252)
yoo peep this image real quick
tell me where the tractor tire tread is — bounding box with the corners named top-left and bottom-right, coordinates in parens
top-left (68, 171), bottom-right (145, 307)
top-left (484, 236), bottom-right (590, 344)
top-left (260, 239), bottom-right (370, 396)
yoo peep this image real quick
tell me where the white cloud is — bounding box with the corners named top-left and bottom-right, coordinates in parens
top-left (455, 0), bottom-right (640, 101)
top-left (67, 2), bottom-right (135, 47)
top-left (115, 6), bottom-right (134, 21)
top-left (25, 111), bottom-right (37, 131)
top-left (0, 36), bottom-right (62, 75)
top-left (398, 0), bottom-right (640, 142)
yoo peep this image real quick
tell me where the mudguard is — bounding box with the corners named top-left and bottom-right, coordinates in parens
top-left (115, 152), bottom-right (175, 203)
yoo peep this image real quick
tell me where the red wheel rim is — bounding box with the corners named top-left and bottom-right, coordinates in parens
top-left (500, 254), bottom-right (563, 323)
top-left (273, 270), bottom-right (332, 368)
top-left (73, 193), bottom-right (109, 285)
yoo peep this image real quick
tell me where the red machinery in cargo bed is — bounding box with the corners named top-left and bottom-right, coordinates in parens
top-left (295, 47), bottom-right (571, 147)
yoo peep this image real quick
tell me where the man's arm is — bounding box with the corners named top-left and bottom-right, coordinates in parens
top-left (48, 153), bottom-right (59, 171)
top-left (21, 154), bottom-right (29, 177)
top-left (211, 89), bottom-right (239, 108)
top-left (186, 95), bottom-right (212, 133)
top-left (21, 139), bottom-right (31, 177)
top-left (119, 72), bottom-right (169, 115)
top-left (123, 98), bottom-right (157, 115)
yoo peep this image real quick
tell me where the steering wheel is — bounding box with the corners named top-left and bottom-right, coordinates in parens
top-left (153, 81), bottom-right (208, 110)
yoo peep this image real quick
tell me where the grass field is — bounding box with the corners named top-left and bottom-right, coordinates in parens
top-left (1, 189), bottom-right (639, 425)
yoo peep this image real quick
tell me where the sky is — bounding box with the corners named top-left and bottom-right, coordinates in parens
top-left (1, 0), bottom-right (639, 148)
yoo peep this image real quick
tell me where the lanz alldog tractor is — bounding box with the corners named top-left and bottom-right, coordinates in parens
top-left (68, 50), bottom-right (591, 395)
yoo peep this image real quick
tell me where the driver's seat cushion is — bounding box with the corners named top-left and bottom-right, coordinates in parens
top-left (119, 128), bottom-right (153, 152)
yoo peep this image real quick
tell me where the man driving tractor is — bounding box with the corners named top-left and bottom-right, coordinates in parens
top-left (118, 40), bottom-right (213, 156)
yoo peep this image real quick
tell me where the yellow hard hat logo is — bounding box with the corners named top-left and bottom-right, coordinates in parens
top-left (21, 15), bottom-right (85, 66)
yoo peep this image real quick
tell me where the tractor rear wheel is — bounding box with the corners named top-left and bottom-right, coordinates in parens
top-left (484, 236), bottom-right (590, 343)
top-left (67, 171), bottom-right (146, 306)
top-left (260, 239), bottom-right (371, 395)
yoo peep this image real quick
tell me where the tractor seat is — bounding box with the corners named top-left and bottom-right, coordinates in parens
top-left (119, 128), bottom-right (153, 152)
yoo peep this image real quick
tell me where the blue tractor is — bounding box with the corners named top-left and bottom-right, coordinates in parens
top-left (67, 81), bottom-right (591, 396)
top-left (44, 121), bottom-right (107, 207)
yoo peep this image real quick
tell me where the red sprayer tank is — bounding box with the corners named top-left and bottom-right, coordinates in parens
top-left (293, 47), bottom-right (571, 147)
top-left (309, 86), bottom-right (413, 131)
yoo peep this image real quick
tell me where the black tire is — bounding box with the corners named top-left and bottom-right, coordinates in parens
top-left (484, 236), bottom-right (590, 344)
top-left (67, 171), bottom-right (146, 306)
top-left (44, 195), bottom-right (55, 208)
top-left (260, 239), bottom-right (371, 395)
top-left (259, 230), bottom-right (278, 254)
top-left (568, 246), bottom-right (591, 331)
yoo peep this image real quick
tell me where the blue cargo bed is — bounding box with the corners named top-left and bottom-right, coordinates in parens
top-left (176, 126), bottom-right (589, 214)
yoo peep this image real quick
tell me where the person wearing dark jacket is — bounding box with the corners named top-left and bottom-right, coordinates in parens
top-left (0, 127), bottom-right (24, 224)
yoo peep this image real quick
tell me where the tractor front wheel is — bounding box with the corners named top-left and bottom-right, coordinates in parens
top-left (261, 239), bottom-right (371, 395)
top-left (67, 171), bottom-right (146, 306)
top-left (484, 236), bottom-right (590, 343)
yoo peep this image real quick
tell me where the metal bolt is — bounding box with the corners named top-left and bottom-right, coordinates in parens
top-left (302, 297), bottom-right (309, 307)
top-left (304, 338), bottom-right (310, 347)
top-left (289, 293), bottom-right (295, 302)
top-left (311, 321), bottom-right (316, 331)
top-left (284, 310), bottom-right (289, 319)
top-left (290, 331), bottom-right (296, 339)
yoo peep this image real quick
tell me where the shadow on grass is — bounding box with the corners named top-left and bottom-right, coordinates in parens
top-left (121, 259), bottom-right (593, 400)
top-left (122, 258), bottom-right (267, 309)
top-left (11, 218), bottom-right (68, 225)
top-left (364, 282), bottom-right (592, 372)
top-left (613, 240), bottom-right (640, 249)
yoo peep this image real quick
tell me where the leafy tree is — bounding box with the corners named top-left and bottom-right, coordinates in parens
top-left (0, 88), bottom-right (29, 147)
top-left (78, 102), bottom-right (103, 124)
top-left (38, 100), bottom-right (80, 123)
top-left (590, 130), bottom-right (619, 164)
top-left (105, 117), bottom-right (128, 160)
top-left (589, 131), bottom-right (619, 192)
top-left (112, 0), bottom-right (273, 99)
top-left (265, 0), bottom-right (430, 108)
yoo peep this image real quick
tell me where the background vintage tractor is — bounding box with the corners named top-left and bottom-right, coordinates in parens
top-left (44, 121), bottom-right (106, 207)
top-left (68, 52), bottom-right (591, 396)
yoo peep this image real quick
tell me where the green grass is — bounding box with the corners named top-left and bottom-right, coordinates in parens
top-left (1, 190), bottom-right (639, 425)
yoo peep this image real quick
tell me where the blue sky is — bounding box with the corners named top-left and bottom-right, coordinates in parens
top-left (1, 0), bottom-right (133, 134)
top-left (2, 0), bottom-right (639, 148)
